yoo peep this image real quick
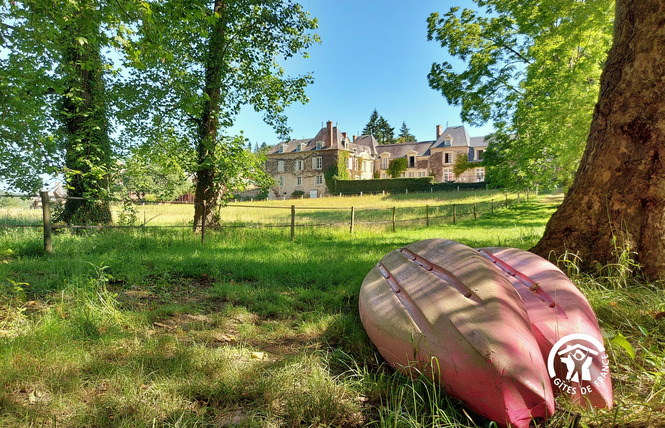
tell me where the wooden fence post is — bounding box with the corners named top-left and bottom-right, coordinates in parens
top-left (40, 191), bottom-right (52, 254)
top-left (453, 204), bottom-right (457, 224)
top-left (517, 191), bottom-right (520, 204)
top-left (350, 206), bottom-right (355, 234)
top-left (392, 207), bottom-right (396, 232)
top-left (491, 199), bottom-right (494, 215)
top-left (473, 203), bottom-right (477, 220)
top-left (201, 201), bottom-right (206, 246)
top-left (426, 205), bottom-right (430, 227)
top-left (291, 205), bottom-right (296, 241)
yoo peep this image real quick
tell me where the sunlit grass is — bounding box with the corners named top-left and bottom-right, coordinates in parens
top-left (0, 194), bottom-right (662, 427)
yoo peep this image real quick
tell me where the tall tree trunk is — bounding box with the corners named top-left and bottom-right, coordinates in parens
top-left (532, 0), bottom-right (665, 278)
top-left (193, 0), bottom-right (226, 231)
top-left (60, 15), bottom-right (112, 225)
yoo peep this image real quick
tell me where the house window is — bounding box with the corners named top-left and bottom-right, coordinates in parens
top-left (347, 157), bottom-right (353, 170)
top-left (381, 157), bottom-right (389, 169)
top-left (278, 176), bottom-right (284, 187)
top-left (444, 153), bottom-right (453, 164)
top-left (444, 168), bottom-right (453, 182)
top-left (315, 141), bottom-right (322, 150)
top-left (477, 149), bottom-right (484, 160)
top-left (476, 169), bottom-right (485, 182)
top-left (312, 156), bottom-right (322, 170)
top-left (408, 172), bottom-right (414, 178)
top-left (295, 160), bottom-right (303, 171)
top-left (296, 176), bottom-right (302, 186)
top-left (315, 175), bottom-right (323, 185)
top-left (277, 160), bottom-right (285, 172)
top-left (408, 156), bottom-right (416, 168)
top-left (444, 139), bottom-right (451, 147)
top-left (419, 171), bottom-right (426, 177)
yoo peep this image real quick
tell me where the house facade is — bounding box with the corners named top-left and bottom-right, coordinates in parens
top-left (266, 121), bottom-right (487, 198)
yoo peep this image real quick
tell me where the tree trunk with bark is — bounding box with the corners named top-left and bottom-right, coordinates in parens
top-left (532, 0), bottom-right (665, 278)
top-left (193, 0), bottom-right (226, 231)
top-left (60, 16), bottom-right (113, 225)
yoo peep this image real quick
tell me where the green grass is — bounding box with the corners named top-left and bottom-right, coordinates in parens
top-left (0, 193), bottom-right (663, 427)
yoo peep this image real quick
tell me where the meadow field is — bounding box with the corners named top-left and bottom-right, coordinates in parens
top-left (0, 191), bottom-right (663, 427)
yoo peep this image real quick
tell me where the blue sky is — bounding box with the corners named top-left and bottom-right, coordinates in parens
top-left (229, 0), bottom-right (494, 146)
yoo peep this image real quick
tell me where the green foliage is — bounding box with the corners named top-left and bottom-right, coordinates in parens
top-left (0, 0), bottom-right (143, 223)
top-left (427, 0), bottom-right (614, 189)
top-left (333, 177), bottom-right (485, 195)
top-left (114, 147), bottom-right (193, 202)
top-left (324, 151), bottom-right (349, 194)
top-left (291, 190), bottom-right (305, 198)
top-left (116, 199), bottom-right (139, 226)
top-left (362, 109), bottom-right (395, 144)
top-left (387, 157), bottom-right (408, 178)
top-left (453, 154), bottom-right (473, 177)
top-left (335, 177), bottom-right (433, 194)
top-left (395, 121), bottom-right (417, 143)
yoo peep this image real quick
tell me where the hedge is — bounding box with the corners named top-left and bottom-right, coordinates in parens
top-left (332, 177), bottom-right (486, 194)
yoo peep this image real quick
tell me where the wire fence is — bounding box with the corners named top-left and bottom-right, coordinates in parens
top-left (0, 189), bottom-right (534, 252)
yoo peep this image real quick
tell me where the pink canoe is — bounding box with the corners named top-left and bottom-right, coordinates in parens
top-left (478, 247), bottom-right (613, 409)
top-left (359, 239), bottom-right (555, 428)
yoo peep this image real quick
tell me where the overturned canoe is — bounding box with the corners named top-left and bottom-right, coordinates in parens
top-left (359, 239), bottom-right (555, 428)
top-left (478, 247), bottom-right (613, 409)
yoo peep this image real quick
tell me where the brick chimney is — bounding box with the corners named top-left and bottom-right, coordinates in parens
top-left (327, 120), bottom-right (333, 147)
top-left (342, 132), bottom-right (348, 139)
top-left (436, 125), bottom-right (443, 139)
top-left (352, 135), bottom-right (357, 142)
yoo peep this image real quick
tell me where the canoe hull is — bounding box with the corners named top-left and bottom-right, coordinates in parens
top-left (359, 239), bottom-right (555, 428)
top-left (478, 247), bottom-right (613, 409)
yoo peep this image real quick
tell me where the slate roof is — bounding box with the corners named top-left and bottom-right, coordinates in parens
top-left (267, 124), bottom-right (348, 154)
top-left (350, 135), bottom-right (379, 156)
top-left (377, 141), bottom-right (435, 158)
top-left (267, 124), bottom-right (487, 158)
top-left (469, 136), bottom-right (486, 147)
top-left (432, 126), bottom-right (472, 149)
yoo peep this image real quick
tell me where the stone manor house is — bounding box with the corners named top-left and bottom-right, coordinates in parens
top-left (265, 121), bottom-right (487, 198)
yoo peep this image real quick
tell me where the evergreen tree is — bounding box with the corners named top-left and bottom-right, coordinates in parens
top-left (362, 109), bottom-right (380, 136)
top-left (375, 116), bottom-right (395, 144)
top-left (396, 122), bottom-right (416, 143)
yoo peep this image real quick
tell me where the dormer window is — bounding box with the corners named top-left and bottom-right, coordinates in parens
top-left (300, 143), bottom-right (306, 152)
top-left (279, 144), bottom-right (288, 153)
top-left (408, 155), bottom-right (416, 168)
top-left (315, 141), bottom-right (322, 150)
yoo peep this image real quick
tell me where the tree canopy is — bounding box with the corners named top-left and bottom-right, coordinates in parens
top-left (0, 0), bottom-right (143, 223)
top-left (427, 0), bottom-right (614, 190)
top-left (117, 0), bottom-right (318, 228)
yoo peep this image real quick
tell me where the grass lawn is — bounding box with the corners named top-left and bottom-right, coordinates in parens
top-left (0, 193), bottom-right (663, 427)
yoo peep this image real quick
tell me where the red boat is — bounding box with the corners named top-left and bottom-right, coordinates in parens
top-left (359, 239), bottom-right (555, 428)
top-left (478, 247), bottom-right (613, 409)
